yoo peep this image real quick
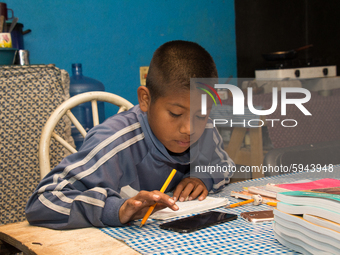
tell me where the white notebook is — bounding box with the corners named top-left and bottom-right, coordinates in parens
top-left (150, 196), bottom-right (229, 220)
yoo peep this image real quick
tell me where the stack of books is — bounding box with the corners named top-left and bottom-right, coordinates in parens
top-left (273, 178), bottom-right (340, 254)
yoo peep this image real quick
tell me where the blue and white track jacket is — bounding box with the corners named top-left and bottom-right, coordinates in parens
top-left (25, 105), bottom-right (234, 229)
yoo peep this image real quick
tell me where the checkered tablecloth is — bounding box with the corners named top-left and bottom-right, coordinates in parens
top-left (101, 166), bottom-right (340, 254)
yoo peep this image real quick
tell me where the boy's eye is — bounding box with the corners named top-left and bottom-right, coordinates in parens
top-left (170, 112), bottom-right (182, 118)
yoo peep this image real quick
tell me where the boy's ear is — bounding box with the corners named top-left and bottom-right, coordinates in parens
top-left (137, 86), bottom-right (151, 112)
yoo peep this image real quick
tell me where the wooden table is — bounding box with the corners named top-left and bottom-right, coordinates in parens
top-left (0, 221), bottom-right (139, 255)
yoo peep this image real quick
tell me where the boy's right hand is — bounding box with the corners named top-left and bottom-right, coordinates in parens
top-left (118, 190), bottom-right (179, 224)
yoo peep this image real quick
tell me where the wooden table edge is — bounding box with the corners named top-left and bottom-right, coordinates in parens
top-left (0, 221), bottom-right (140, 255)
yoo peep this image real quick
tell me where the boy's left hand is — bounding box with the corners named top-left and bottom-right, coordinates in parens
top-left (172, 177), bottom-right (208, 202)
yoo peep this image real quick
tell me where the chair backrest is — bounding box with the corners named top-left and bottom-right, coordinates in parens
top-left (39, 91), bottom-right (134, 179)
top-left (263, 140), bottom-right (340, 176)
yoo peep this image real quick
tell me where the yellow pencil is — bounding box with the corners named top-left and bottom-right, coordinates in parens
top-left (139, 169), bottom-right (177, 227)
top-left (227, 199), bottom-right (254, 208)
top-left (266, 202), bottom-right (277, 207)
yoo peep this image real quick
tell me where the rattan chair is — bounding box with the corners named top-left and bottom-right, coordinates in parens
top-left (39, 91), bottom-right (134, 180)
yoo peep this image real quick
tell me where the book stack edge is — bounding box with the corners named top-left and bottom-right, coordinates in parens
top-left (274, 184), bottom-right (340, 254)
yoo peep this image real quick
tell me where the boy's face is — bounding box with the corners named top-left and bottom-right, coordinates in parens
top-left (142, 88), bottom-right (211, 154)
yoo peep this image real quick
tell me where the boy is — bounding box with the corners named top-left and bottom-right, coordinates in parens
top-left (25, 40), bottom-right (234, 229)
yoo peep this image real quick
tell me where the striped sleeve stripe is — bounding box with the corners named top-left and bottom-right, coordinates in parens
top-left (39, 192), bottom-right (106, 216)
top-left (208, 119), bottom-right (234, 170)
top-left (38, 122), bottom-right (141, 194)
top-left (38, 183), bottom-right (59, 194)
top-left (73, 195), bottom-right (105, 208)
top-left (59, 122), bottom-right (141, 179)
top-left (213, 179), bottom-right (229, 190)
top-left (55, 180), bottom-right (69, 192)
top-left (51, 187), bottom-right (107, 204)
top-left (36, 122), bottom-right (143, 214)
top-left (212, 131), bottom-right (234, 182)
top-left (89, 187), bottom-right (108, 197)
top-left (212, 131), bottom-right (233, 166)
top-left (53, 174), bottom-right (59, 184)
top-left (44, 132), bottom-right (145, 215)
top-left (38, 194), bottom-right (71, 215)
top-left (51, 191), bottom-right (74, 203)
top-left (38, 194), bottom-right (105, 216)
top-left (67, 133), bottom-right (145, 185)
top-left (54, 133), bottom-right (144, 194)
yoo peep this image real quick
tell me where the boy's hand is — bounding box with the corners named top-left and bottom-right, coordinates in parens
top-left (173, 177), bottom-right (208, 202)
top-left (119, 190), bottom-right (179, 224)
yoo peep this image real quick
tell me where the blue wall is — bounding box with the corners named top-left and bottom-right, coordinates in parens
top-left (8, 0), bottom-right (236, 118)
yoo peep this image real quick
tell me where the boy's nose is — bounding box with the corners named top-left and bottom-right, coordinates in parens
top-left (179, 118), bottom-right (195, 136)
top-left (179, 118), bottom-right (192, 135)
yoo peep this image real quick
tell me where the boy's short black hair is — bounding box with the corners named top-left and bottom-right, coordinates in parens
top-left (146, 40), bottom-right (218, 102)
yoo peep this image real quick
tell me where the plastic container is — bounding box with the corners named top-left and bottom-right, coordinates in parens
top-left (69, 63), bottom-right (105, 149)
top-left (0, 48), bottom-right (17, 65)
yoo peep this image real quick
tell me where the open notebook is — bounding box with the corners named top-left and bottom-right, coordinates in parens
top-left (150, 196), bottom-right (229, 220)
